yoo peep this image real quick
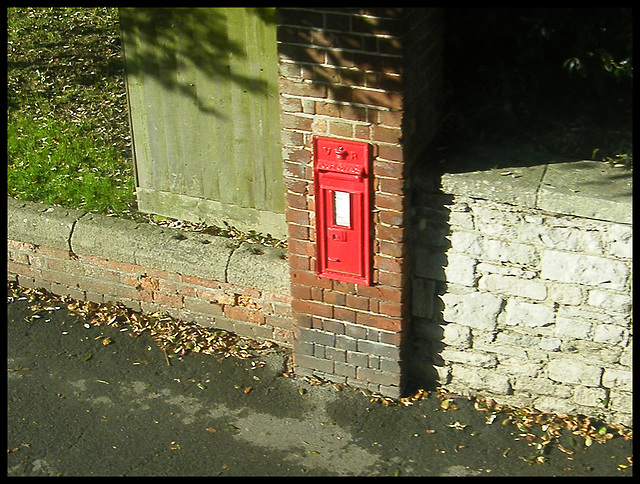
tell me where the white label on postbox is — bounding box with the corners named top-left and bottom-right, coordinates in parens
top-left (333, 191), bottom-right (351, 228)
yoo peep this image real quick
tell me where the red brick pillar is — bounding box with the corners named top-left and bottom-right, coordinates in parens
top-left (276, 8), bottom-right (443, 397)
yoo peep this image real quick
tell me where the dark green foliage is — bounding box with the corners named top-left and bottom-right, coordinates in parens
top-left (442, 8), bottom-right (632, 160)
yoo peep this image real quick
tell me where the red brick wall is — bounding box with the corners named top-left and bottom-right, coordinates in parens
top-left (277, 8), bottom-right (443, 396)
top-left (7, 239), bottom-right (293, 345)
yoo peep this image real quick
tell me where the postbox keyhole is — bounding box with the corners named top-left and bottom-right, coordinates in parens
top-left (335, 147), bottom-right (348, 159)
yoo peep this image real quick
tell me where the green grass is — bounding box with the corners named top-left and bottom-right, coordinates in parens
top-left (7, 7), bottom-right (136, 216)
top-left (7, 111), bottom-right (133, 213)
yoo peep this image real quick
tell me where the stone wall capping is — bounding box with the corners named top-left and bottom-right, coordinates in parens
top-left (441, 160), bottom-right (632, 224)
top-left (8, 197), bottom-right (290, 296)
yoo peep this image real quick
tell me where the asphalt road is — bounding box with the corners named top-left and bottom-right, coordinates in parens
top-left (7, 285), bottom-right (633, 476)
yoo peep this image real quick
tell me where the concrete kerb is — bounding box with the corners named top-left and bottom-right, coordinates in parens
top-left (7, 197), bottom-right (85, 251)
top-left (227, 242), bottom-right (291, 295)
top-left (6, 197), bottom-right (290, 296)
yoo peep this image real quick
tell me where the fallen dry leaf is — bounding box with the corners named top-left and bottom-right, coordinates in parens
top-left (15, 283), bottom-right (281, 362)
top-left (448, 421), bottom-right (468, 431)
top-left (440, 399), bottom-right (451, 409)
top-left (8, 366), bottom-right (30, 372)
top-left (557, 444), bottom-right (574, 455)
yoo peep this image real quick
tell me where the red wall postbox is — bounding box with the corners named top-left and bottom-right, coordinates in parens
top-left (313, 136), bottom-right (372, 285)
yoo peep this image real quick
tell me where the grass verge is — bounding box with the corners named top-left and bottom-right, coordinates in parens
top-left (7, 7), bottom-right (136, 216)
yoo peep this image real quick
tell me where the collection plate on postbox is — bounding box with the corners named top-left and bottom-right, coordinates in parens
top-left (313, 136), bottom-right (372, 285)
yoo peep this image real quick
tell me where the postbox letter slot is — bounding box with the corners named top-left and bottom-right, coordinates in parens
top-left (333, 191), bottom-right (351, 228)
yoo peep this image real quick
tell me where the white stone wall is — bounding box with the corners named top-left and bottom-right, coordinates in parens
top-left (411, 194), bottom-right (632, 426)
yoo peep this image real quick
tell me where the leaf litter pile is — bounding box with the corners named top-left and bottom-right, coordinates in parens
top-left (363, 389), bottom-right (632, 466)
top-left (147, 215), bottom-right (287, 249)
top-left (8, 282), bottom-right (632, 470)
top-left (8, 283), bottom-right (280, 363)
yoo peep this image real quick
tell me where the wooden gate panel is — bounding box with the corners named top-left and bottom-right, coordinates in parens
top-left (121, 8), bottom-right (285, 237)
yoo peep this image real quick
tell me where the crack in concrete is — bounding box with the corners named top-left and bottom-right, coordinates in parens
top-left (533, 163), bottom-right (549, 210)
top-left (224, 242), bottom-right (242, 284)
top-left (68, 211), bottom-right (89, 259)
